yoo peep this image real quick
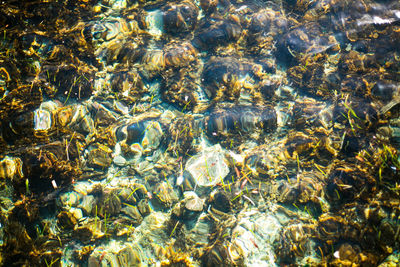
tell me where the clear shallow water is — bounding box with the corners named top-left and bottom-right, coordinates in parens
top-left (0, 0), bottom-right (400, 266)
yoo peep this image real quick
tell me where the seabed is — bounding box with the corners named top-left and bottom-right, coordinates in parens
top-left (0, 0), bottom-right (400, 266)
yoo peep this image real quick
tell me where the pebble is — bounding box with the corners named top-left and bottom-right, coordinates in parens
top-left (113, 155), bottom-right (127, 166)
top-left (70, 207), bottom-right (84, 221)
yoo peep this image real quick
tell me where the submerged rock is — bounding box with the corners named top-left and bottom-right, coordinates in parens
top-left (88, 247), bottom-right (120, 267)
top-left (1, 0), bottom-right (400, 266)
top-left (184, 144), bottom-right (229, 192)
top-left (117, 244), bottom-right (143, 267)
top-left (231, 209), bottom-right (281, 266)
top-left (152, 181), bottom-right (179, 209)
top-left (121, 204), bottom-right (143, 225)
top-left (57, 210), bottom-right (78, 230)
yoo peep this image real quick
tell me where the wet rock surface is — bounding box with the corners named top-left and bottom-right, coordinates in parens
top-left (0, 0), bottom-right (400, 266)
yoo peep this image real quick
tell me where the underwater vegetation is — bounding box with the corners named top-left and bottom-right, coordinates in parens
top-left (0, 0), bottom-right (400, 266)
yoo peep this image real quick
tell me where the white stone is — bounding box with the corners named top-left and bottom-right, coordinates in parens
top-left (34, 109), bottom-right (52, 131)
top-left (230, 208), bottom-right (282, 266)
top-left (69, 207), bottom-right (83, 221)
top-left (113, 155), bottom-right (127, 166)
top-left (185, 144), bottom-right (229, 187)
top-left (78, 195), bottom-right (96, 215)
top-left (334, 250), bottom-right (340, 259)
